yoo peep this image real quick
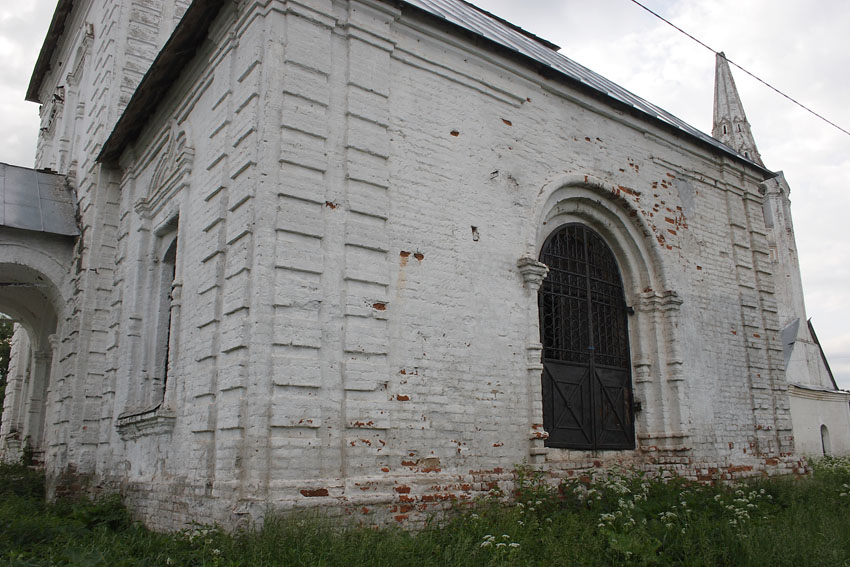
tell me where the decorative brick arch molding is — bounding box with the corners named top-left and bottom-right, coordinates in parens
top-left (0, 237), bottom-right (73, 325)
top-left (517, 174), bottom-right (689, 463)
top-left (0, 231), bottom-right (74, 462)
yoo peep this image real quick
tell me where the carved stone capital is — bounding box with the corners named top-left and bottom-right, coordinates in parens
top-left (133, 198), bottom-right (151, 217)
top-left (170, 280), bottom-right (183, 304)
top-left (638, 289), bottom-right (682, 312)
top-left (116, 406), bottom-right (176, 441)
top-left (633, 354), bottom-right (652, 383)
top-left (526, 342), bottom-right (544, 370)
top-left (517, 255), bottom-right (549, 290)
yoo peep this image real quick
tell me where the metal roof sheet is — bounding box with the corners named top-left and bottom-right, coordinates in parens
top-left (96, 0), bottom-right (769, 173)
top-left (0, 163), bottom-right (78, 236)
top-left (403, 0), bottom-right (768, 172)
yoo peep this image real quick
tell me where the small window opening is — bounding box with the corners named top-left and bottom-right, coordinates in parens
top-left (159, 238), bottom-right (177, 391)
top-left (821, 424), bottom-right (831, 456)
top-left (737, 124), bottom-right (742, 132)
top-left (722, 124), bottom-right (727, 134)
top-left (151, 228), bottom-right (178, 405)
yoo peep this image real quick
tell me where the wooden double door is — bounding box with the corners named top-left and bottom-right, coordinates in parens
top-left (538, 224), bottom-right (635, 450)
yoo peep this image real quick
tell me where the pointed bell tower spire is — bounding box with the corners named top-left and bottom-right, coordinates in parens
top-left (712, 52), bottom-right (764, 166)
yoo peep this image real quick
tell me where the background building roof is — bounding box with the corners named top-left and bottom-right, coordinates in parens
top-left (0, 162), bottom-right (77, 236)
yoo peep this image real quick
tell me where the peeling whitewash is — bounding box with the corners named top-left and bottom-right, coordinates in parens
top-left (1, 0), bottom-right (845, 531)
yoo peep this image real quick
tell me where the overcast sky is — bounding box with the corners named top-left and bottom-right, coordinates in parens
top-left (1, 0), bottom-right (848, 387)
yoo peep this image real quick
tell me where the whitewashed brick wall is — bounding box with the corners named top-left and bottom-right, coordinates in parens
top-left (22, 0), bottom-right (807, 529)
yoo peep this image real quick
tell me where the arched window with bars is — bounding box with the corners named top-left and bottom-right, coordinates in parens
top-left (538, 224), bottom-right (635, 450)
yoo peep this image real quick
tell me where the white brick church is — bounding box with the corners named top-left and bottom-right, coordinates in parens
top-left (1, 0), bottom-right (847, 529)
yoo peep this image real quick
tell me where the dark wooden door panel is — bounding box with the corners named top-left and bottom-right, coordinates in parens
top-left (594, 367), bottom-right (635, 449)
top-left (543, 360), bottom-right (593, 448)
top-left (539, 224), bottom-right (635, 451)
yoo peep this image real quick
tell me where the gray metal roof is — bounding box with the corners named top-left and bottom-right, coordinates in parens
top-left (403, 0), bottom-right (768, 173)
top-left (97, 0), bottom-right (769, 172)
top-left (0, 163), bottom-right (78, 236)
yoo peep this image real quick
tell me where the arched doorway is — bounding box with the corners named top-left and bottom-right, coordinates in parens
top-left (538, 224), bottom-right (635, 450)
top-left (0, 263), bottom-right (63, 464)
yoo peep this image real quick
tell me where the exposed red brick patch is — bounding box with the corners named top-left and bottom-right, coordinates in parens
top-left (696, 266), bottom-right (702, 270)
top-left (394, 485), bottom-right (411, 494)
top-left (421, 493), bottom-right (456, 503)
top-left (373, 302), bottom-right (386, 311)
top-left (585, 136), bottom-right (591, 142)
top-left (618, 185), bottom-right (641, 197)
top-left (450, 130), bottom-right (459, 137)
top-left (501, 118), bottom-right (512, 126)
top-left (414, 252), bottom-right (424, 261)
top-left (324, 201), bottom-right (337, 209)
top-left (394, 514), bottom-right (408, 523)
top-left (396, 394), bottom-right (410, 401)
top-left (493, 442), bottom-right (503, 447)
top-left (300, 488), bottom-right (329, 497)
top-left (381, 467), bottom-right (390, 473)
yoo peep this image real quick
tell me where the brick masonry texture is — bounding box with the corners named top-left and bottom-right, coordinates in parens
top-left (2, 0), bottom-right (830, 531)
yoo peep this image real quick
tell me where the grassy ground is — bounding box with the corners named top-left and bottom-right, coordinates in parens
top-left (2, 459), bottom-right (850, 566)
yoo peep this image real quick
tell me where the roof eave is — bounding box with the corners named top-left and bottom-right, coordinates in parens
top-left (26, 0), bottom-right (75, 104)
top-left (97, 0), bottom-right (773, 179)
top-left (97, 0), bottom-right (229, 165)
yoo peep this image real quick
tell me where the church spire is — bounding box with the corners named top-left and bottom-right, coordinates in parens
top-left (712, 52), bottom-right (764, 166)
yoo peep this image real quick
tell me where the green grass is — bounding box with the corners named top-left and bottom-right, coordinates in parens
top-left (2, 459), bottom-right (850, 566)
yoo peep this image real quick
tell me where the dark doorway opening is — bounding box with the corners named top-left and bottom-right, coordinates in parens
top-left (538, 224), bottom-right (635, 450)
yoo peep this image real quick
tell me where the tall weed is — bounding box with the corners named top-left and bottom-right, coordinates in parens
top-left (1, 459), bottom-right (850, 566)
